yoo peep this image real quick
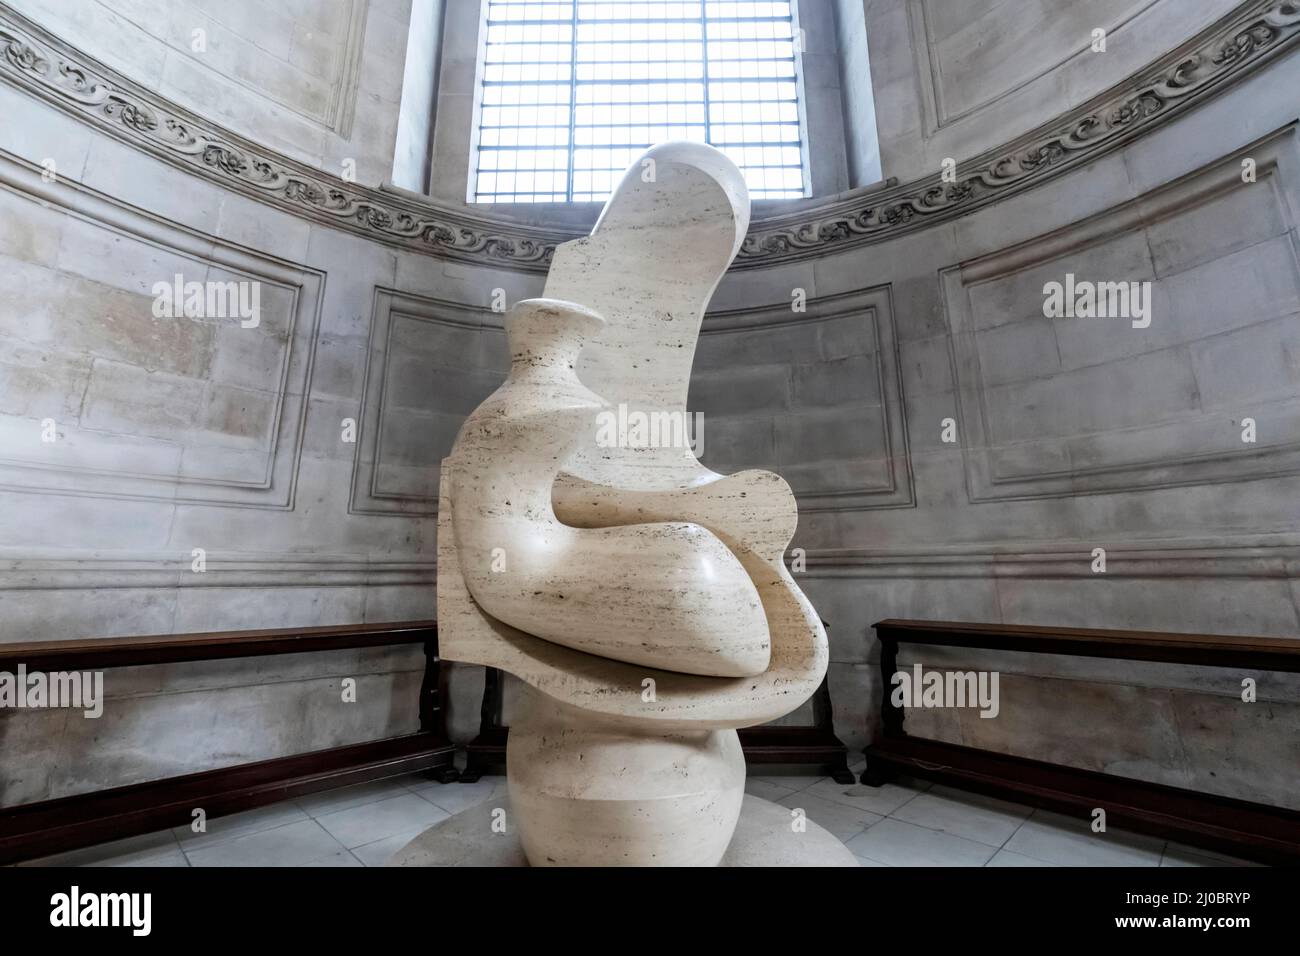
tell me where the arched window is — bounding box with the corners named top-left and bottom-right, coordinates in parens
top-left (471, 1), bottom-right (809, 203)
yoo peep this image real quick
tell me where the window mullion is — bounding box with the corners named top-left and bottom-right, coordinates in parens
top-left (565, 0), bottom-right (579, 203)
top-left (700, 5), bottom-right (712, 149)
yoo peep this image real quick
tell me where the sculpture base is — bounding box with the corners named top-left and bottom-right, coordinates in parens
top-left (507, 686), bottom-right (745, 865)
top-left (386, 791), bottom-right (859, 867)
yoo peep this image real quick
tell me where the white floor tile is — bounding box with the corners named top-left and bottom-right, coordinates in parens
top-left (410, 779), bottom-right (505, 815)
top-left (891, 786), bottom-right (1033, 847)
top-left (99, 846), bottom-right (190, 867)
top-left (845, 818), bottom-right (997, 867)
top-left (803, 777), bottom-right (928, 816)
top-left (185, 819), bottom-right (346, 867)
top-left (31, 774), bottom-right (1215, 869)
top-left (22, 830), bottom-right (186, 868)
top-left (986, 849), bottom-right (1057, 867)
top-left (301, 850), bottom-right (364, 867)
top-left (1003, 811), bottom-right (1165, 866)
top-left (777, 791), bottom-right (884, 842)
top-left (296, 777), bottom-right (415, 818)
top-left (744, 778), bottom-right (797, 802)
top-left (173, 801), bottom-right (309, 851)
top-left (350, 826), bottom-right (432, 867)
top-left (751, 774), bottom-right (827, 793)
top-left (316, 792), bottom-right (450, 849)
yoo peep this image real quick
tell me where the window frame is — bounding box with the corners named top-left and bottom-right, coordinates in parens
top-left (466, 0), bottom-right (813, 205)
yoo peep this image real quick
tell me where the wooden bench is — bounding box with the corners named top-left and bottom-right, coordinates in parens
top-left (863, 619), bottom-right (1300, 864)
top-left (459, 619), bottom-right (855, 784)
top-left (460, 669), bottom-right (856, 784)
top-left (0, 621), bottom-right (456, 864)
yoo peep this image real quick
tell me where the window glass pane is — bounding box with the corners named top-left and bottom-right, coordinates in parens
top-left (472, 0), bottom-right (807, 202)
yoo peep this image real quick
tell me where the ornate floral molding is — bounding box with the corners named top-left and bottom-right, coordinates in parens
top-left (0, 0), bottom-right (1297, 273)
top-left (739, 0), bottom-right (1300, 264)
top-left (0, 3), bottom-right (570, 270)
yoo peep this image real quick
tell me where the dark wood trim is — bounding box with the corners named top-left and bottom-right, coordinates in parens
top-left (0, 734), bottom-right (451, 865)
top-left (0, 620), bottom-right (439, 671)
top-left (460, 650), bottom-right (856, 784)
top-left (458, 666), bottom-right (508, 783)
top-left (862, 619), bottom-right (1300, 863)
top-left (874, 618), bottom-right (1300, 671)
top-left (0, 621), bottom-right (456, 863)
top-left (459, 620), bottom-right (854, 783)
top-left (738, 676), bottom-right (856, 783)
top-left (865, 735), bottom-right (1300, 865)
top-left (736, 728), bottom-right (855, 783)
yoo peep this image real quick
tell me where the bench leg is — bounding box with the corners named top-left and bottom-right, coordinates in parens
top-left (860, 755), bottom-right (897, 788)
top-left (425, 764), bottom-right (460, 784)
top-left (828, 756), bottom-right (857, 785)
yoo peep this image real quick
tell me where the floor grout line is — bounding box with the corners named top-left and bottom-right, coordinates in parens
top-left (164, 826), bottom-right (194, 867)
top-left (179, 814), bottom-right (322, 861)
top-left (74, 775), bottom-right (1222, 868)
top-left (885, 788), bottom-right (926, 817)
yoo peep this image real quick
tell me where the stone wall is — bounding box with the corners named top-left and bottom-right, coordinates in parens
top-left (832, 0), bottom-right (882, 187)
top-left (391, 0), bottom-right (444, 193)
top-left (0, 17), bottom-right (541, 801)
top-left (695, 49), bottom-right (1300, 805)
top-left (865, 0), bottom-right (1240, 180)
top-left (0, 0), bottom-right (1296, 811)
top-left (6, 0), bottom-right (410, 185)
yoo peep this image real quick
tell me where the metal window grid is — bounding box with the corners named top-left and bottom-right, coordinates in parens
top-left (472, 0), bottom-right (808, 203)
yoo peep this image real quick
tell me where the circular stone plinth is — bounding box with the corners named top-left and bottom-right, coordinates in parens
top-left (387, 789), bottom-right (859, 867)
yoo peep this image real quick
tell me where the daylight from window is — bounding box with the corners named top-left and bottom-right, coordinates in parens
top-left (471, 0), bottom-right (808, 203)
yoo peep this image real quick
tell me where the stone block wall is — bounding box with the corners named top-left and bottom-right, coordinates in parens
top-left (0, 40), bottom-right (542, 801)
top-left (690, 50), bottom-right (1300, 806)
top-left (863, 0), bottom-right (1240, 181)
top-left (6, 0), bottom-right (410, 185)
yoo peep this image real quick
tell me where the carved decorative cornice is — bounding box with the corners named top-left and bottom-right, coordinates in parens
top-left (0, 0), bottom-right (1297, 273)
top-left (0, 3), bottom-right (569, 270)
top-left (740, 0), bottom-right (1300, 264)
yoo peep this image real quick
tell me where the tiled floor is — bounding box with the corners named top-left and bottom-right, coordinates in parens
top-left (19, 773), bottom-right (496, 868)
top-left (754, 759), bottom-right (1257, 867)
top-left (20, 758), bottom-right (1257, 867)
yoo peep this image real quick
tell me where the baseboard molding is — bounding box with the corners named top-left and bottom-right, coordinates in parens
top-left (796, 536), bottom-right (1300, 578)
top-left (0, 733), bottom-right (456, 865)
top-left (865, 735), bottom-right (1300, 864)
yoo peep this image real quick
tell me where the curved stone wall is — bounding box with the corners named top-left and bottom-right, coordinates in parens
top-left (4, 0), bottom-right (406, 185)
top-left (866, 0), bottom-right (1243, 181)
top-left (0, 0), bottom-right (1297, 808)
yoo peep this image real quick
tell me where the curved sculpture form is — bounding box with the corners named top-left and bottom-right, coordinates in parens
top-left (438, 143), bottom-right (829, 865)
top-left (448, 299), bottom-right (771, 678)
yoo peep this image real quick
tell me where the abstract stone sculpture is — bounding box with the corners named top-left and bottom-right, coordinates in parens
top-left (437, 142), bottom-right (832, 866)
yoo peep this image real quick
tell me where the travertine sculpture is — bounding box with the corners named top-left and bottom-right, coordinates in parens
top-left (437, 142), bottom-right (831, 866)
